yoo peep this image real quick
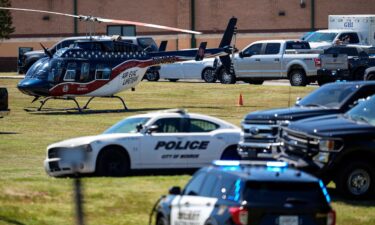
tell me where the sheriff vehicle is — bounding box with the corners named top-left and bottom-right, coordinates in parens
top-left (44, 109), bottom-right (241, 177)
top-left (153, 161), bottom-right (335, 225)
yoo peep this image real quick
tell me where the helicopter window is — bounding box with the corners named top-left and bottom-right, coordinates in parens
top-left (95, 64), bottom-right (111, 80)
top-left (79, 63), bottom-right (90, 82)
top-left (48, 59), bottom-right (64, 83)
top-left (64, 62), bottom-right (77, 81)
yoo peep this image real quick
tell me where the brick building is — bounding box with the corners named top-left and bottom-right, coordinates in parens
top-left (1, 0), bottom-right (375, 71)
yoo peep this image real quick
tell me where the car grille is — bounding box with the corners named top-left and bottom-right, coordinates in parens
top-left (49, 161), bottom-right (60, 172)
top-left (281, 128), bottom-right (319, 158)
top-left (242, 121), bottom-right (279, 145)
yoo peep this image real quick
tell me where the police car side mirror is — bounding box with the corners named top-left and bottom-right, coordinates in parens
top-left (169, 186), bottom-right (181, 195)
top-left (350, 98), bottom-right (366, 108)
top-left (295, 97), bottom-right (302, 105)
top-left (146, 125), bottom-right (159, 134)
top-left (136, 123), bottom-right (143, 132)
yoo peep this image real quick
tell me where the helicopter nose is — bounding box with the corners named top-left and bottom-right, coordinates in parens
top-left (17, 78), bottom-right (50, 96)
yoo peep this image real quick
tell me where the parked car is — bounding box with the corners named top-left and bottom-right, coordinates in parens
top-left (238, 81), bottom-right (375, 160)
top-left (317, 46), bottom-right (375, 85)
top-left (277, 94), bottom-right (375, 199)
top-left (145, 58), bottom-right (216, 83)
top-left (0, 88), bottom-right (9, 118)
top-left (215, 40), bottom-right (321, 86)
top-left (154, 160), bottom-right (335, 225)
top-left (44, 109), bottom-right (241, 177)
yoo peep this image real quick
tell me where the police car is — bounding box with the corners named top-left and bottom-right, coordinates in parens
top-left (44, 109), bottom-right (241, 177)
top-left (153, 161), bottom-right (335, 225)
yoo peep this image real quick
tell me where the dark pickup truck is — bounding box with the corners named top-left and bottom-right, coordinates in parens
top-left (277, 92), bottom-right (375, 199)
top-left (317, 46), bottom-right (375, 85)
top-left (0, 88), bottom-right (9, 118)
top-left (238, 81), bottom-right (375, 160)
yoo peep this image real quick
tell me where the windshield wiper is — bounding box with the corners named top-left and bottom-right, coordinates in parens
top-left (302, 104), bottom-right (327, 108)
top-left (352, 115), bottom-right (370, 124)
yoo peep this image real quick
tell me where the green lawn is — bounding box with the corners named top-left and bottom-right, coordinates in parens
top-left (0, 76), bottom-right (374, 225)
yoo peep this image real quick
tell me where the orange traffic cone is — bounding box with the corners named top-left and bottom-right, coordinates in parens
top-left (238, 93), bottom-right (244, 106)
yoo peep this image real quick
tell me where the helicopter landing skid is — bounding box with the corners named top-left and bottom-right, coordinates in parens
top-left (83, 96), bottom-right (128, 111)
top-left (38, 97), bottom-right (82, 112)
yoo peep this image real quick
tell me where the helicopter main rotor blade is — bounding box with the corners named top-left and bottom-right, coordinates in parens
top-left (0, 6), bottom-right (80, 18)
top-left (0, 6), bottom-right (201, 34)
top-left (98, 18), bottom-right (201, 35)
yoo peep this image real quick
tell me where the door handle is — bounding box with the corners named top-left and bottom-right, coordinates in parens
top-left (274, 58), bottom-right (280, 61)
top-left (255, 59), bottom-right (261, 62)
top-left (184, 202), bottom-right (190, 206)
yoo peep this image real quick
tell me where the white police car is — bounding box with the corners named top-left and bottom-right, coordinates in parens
top-left (153, 161), bottom-right (336, 225)
top-left (44, 109), bottom-right (241, 177)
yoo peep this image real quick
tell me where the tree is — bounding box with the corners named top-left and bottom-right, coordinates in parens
top-left (0, 0), bottom-right (15, 39)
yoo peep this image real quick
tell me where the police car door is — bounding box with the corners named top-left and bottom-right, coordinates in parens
top-left (171, 171), bottom-right (218, 225)
top-left (141, 117), bottom-right (188, 168)
top-left (183, 118), bottom-right (226, 167)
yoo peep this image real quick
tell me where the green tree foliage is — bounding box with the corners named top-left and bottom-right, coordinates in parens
top-left (0, 0), bottom-right (15, 39)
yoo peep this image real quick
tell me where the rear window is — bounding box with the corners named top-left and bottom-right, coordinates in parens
top-left (285, 42), bottom-right (310, 50)
top-left (243, 181), bottom-right (328, 207)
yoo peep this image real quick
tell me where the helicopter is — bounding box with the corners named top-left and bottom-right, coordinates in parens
top-left (1, 7), bottom-right (237, 112)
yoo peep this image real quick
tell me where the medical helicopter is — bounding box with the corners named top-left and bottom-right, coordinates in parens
top-left (1, 7), bottom-right (237, 112)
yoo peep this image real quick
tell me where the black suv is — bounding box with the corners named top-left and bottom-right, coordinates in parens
top-left (277, 94), bottom-right (375, 199)
top-left (154, 161), bottom-right (335, 225)
top-left (238, 81), bottom-right (375, 160)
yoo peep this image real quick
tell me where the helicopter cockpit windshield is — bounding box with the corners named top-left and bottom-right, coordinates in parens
top-left (25, 57), bottom-right (50, 79)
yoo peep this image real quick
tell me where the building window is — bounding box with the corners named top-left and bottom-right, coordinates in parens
top-left (107, 25), bottom-right (136, 36)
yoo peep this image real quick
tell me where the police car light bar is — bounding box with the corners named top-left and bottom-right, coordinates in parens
top-left (212, 160), bottom-right (288, 168)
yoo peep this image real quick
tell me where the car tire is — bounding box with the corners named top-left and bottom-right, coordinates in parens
top-left (202, 68), bottom-right (216, 83)
top-left (156, 216), bottom-right (168, 225)
top-left (220, 146), bottom-right (241, 160)
top-left (96, 147), bottom-right (130, 177)
top-left (219, 68), bottom-right (236, 84)
top-left (168, 79), bottom-right (179, 82)
top-left (145, 71), bottom-right (160, 82)
top-left (336, 160), bottom-right (374, 199)
top-left (289, 69), bottom-right (307, 86)
top-left (0, 88), bottom-right (8, 111)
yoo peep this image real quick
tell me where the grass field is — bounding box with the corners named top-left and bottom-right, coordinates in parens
top-left (0, 75), bottom-right (374, 225)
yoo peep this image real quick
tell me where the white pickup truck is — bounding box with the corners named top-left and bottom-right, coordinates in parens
top-left (216, 40), bottom-right (321, 86)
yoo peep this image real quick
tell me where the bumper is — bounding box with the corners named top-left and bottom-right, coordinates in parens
top-left (317, 69), bottom-right (351, 81)
top-left (238, 141), bottom-right (280, 160)
top-left (44, 158), bottom-right (89, 177)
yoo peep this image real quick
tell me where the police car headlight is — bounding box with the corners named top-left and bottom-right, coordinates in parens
top-left (318, 139), bottom-right (343, 152)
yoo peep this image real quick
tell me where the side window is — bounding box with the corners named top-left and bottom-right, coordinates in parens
top-left (187, 119), bottom-right (219, 132)
top-left (153, 118), bottom-right (186, 133)
top-left (339, 33), bottom-right (360, 44)
top-left (79, 63), bottom-right (90, 82)
top-left (264, 43), bottom-right (281, 54)
top-left (200, 174), bottom-right (218, 197)
top-left (64, 62), bottom-right (77, 81)
top-left (183, 172), bottom-right (206, 196)
top-left (243, 43), bottom-right (262, 56)
top-left (211, 175), bottom-right (239, 201)
top-left (95, 65), bottom-right (111, 80)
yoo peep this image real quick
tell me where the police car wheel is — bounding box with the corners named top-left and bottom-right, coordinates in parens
top-left (220, 146), bottom-right (241, 160)
top-left (96, 147), bottom-right (130, 177)
top-left (156, 216), bottom-right (168, 225)
top-left (337, 161), bottom-right (374, 199)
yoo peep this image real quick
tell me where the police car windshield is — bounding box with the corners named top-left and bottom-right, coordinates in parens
top-left (346, 95), bottom-right (375, 126)
top-left (104, 117), bottom-right (150, 134)
top-left (297, 84), bottom-right (356, 108)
